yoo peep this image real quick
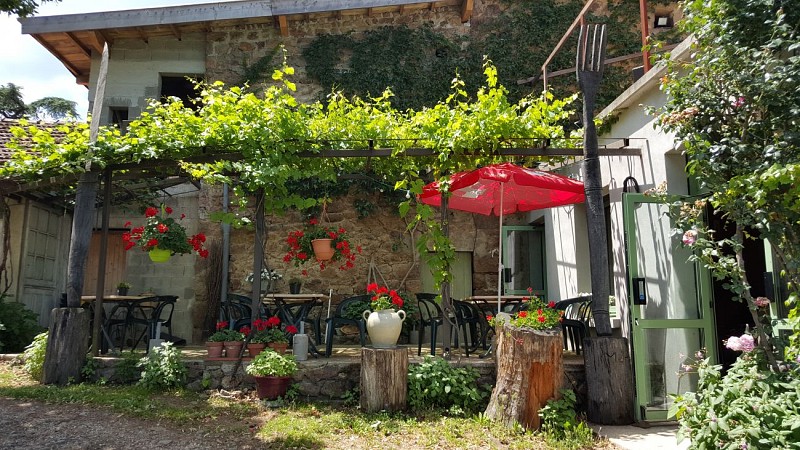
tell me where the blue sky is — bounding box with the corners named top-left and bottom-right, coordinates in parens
top-left (1, 1), bottom-right (228, 118)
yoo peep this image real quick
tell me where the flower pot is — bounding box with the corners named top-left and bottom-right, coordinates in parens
top-left (223, 341), bottom-right (244, 358)
top-left (268, 342), bottom-right (289, 354)
top-left (253, 375), bottom-right (292, 400)
top-left (116, 287), bottom-right (129, 296)
top-left (289, 282), bottom-right (302, 294)
top-left (148, 247), bottom-right (172, 263)
top-left (311, 238), bottom-right (335, 261)
top-left (206, 341), bottom-right (224, 358)
top-left (363, 309), bottom-right (406, 348)
top-left (247, 343), bottom-right (266, 358)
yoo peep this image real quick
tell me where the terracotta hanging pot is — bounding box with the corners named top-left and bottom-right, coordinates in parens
top-left (148, 247), bottom-right (172, 263)
top-left (311, 238), bottom-right (335, 261)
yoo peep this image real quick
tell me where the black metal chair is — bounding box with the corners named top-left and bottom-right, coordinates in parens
top-left (416, 293), bottom-right (444, 356)
top-left (554, 295), bottom-right (593, 355)
top-left (452, 300), bottom-right (490, 357)
top-left (324, 294), bottom-right (369, 357)
top-left (221, 293), bottom-right (271, 331)
top-left (131, 295), bottom-right (178, 351)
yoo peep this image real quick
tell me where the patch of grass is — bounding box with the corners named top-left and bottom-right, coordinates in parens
top-left (0, 362), bottom-right (610, 449)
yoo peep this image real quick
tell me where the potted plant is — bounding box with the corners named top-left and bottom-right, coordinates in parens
top-left (206, 321), bottom-right (231, 358)
top-left (283, 217), bottom-right (361, 273)
top-left (288, 277), bottom-right (302, 294)
top-left (122, 205), bottom-right (209, 262)
top-left (363, 283), bottom-right (406, 348)
top-left (245, 349), bottom-right (298, 400)
top-left (245, 318), bottom-right (271, 358)
top-left (246, 268), bottom-right (282, 293)
top-left (262, 316), bottom-right (297, 354)
top-left (116, 281), bottom-right (132, 296)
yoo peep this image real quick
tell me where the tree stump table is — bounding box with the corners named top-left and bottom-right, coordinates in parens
top-left (485, 324), bottom-right (563, 430)
top-left (360, 347), bottom-right (408, 413)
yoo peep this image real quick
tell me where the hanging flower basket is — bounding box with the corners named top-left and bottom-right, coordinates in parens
top-left (148, 247), bottom-right (172, 263)
top-left (123, 205), bottom-right (209, 261)
top-left (283, 217), bottom-right (361, 272)
top-left (311, 238), bottom-right (335, 261)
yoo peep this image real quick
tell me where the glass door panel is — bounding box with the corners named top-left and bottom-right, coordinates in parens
top-left (624, 193), bottom-right (716, 422)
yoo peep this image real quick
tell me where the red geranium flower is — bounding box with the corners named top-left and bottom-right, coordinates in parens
top-left (285, 325), bottom-right (298, 334)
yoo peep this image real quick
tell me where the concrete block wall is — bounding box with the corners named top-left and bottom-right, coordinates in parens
top-left (88, 33), bottom-right (206, 123)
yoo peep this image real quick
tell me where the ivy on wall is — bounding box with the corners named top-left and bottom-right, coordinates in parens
top-left (302, 0), bottom-right (682, 114)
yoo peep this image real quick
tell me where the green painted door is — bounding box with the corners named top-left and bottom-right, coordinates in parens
top-left (623, 193), bottom-right (717, 422)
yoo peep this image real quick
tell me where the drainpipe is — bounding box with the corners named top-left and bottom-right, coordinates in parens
top-left (220, 183), bottom-right (230, 320)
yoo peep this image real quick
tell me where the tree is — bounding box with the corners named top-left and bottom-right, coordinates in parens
top-left (0, 0), bottom-right (59, 17)
top-left (659, 0), bottom-right (800, 365)
top-left (0, 83), bottom-right (77, 120)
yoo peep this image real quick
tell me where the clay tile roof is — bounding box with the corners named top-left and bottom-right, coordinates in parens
top-left (0, 119), bottom-right (66, 164)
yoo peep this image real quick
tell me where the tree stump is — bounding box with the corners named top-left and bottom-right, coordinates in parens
top-left (485, 324), bottom-right (563, 430)
top-left (360, 347), bottom-right (408, 413)
top-left (43, 308), bottom-right (91, 385)
top-left (584, 336), bottom-right (634, 424)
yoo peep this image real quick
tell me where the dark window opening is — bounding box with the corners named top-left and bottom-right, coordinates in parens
top-left (109, 107), bottom-right (128, 132)
top-left (160, 75), bottom-right (200, 110)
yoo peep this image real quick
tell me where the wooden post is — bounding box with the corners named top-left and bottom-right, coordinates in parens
top-left (43, 308), bottom-right (91, 385)
top-left (584, 336), bottom-right (635, 424)
top-left (360, 347), bottom-right (408, 413)
top-left (485, 324), bottom-right (563, 430)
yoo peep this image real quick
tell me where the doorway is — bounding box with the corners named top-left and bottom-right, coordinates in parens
top-left (623, 193), bottom-right (717, 422)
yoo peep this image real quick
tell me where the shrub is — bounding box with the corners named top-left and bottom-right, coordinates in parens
top-left (407, 356), bottom-right (488, 414)
top-left (671, 350), bottom-right (800, 449)
top-left (22, 331), bottom-right (48, 381)
top-left (137, 342), bottom-right (187, 390)
top-left (0, 296), bottom-right (42, 353)
top-left (539, 389), bottom-right (593, 449)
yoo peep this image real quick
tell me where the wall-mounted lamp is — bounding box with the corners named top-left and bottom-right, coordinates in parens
top-left (654, 15), bottom-right (673, 28)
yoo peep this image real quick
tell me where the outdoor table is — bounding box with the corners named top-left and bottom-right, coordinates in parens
top-left (262, 293), bottom-right (327, 357)
top-left (80, 294), bottom-right (161, 354)
top-left (464, 295), bottom-right (529, 358)
top-left (465, 295), bottom-right (528, 316)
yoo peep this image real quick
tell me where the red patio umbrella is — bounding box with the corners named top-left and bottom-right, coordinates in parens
top-left (419, 163), bottom-right (585, 313)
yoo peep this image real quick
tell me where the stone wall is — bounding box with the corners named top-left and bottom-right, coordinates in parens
top-left (205, 2), bottom-right (473, 103)
top-left (87, 354), bottom-right (586, 406)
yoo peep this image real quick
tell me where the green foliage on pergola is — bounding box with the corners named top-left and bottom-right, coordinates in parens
top-left (2, 61), bottom-right (580, 287)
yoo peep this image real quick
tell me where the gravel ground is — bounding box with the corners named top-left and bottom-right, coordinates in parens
top-left (0, 397), bottom-right (262, 450)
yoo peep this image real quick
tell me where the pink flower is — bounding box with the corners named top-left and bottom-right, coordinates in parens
top-left (754, 297), bottom-right (770, 308)
top-left (726, 334), bottom-right (755, 353)
top-left (682, 229), bottom-right (698, 246)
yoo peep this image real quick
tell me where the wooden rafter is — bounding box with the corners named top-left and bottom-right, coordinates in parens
top-left (169, 24), bottom-right (182, 40)
top-left (85, 31), bottom-right (106, 54)
top-left (461, 0), bottom-right (473, 23)
top-left (65, 32), bottom-right (92, 58)
top-left (31, 34), bottom-right (83, 80)
top-left (135, 27), bottom-right (149, 44)
top-left (278, 15), bottom-right (289, 37)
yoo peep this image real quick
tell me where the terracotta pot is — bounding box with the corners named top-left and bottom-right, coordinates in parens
top-left (253, 375), bottom-right (292, 400)
top-left (363, 309), bottom-right (406, 348)
top-left (311, 238), bottom-right (334, 261)
top-left (223, 341), bottom-right (244, 357)
top-left (268, 342), bottom-right (289, 354)
top-left (206, 341), bottom-right (224, 358)
top-left (148, 247), bottom-right (171, 263)
top-left (247, 343), bottom-right (266, 358)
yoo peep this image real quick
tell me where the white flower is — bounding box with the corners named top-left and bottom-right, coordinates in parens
top-left (246, 269), bottom-right (282, 283)
top-left (682, 229), bottom-right (698, 246)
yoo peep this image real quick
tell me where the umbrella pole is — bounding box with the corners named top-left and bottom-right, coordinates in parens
top-left (497, 185), bottom-right (504, 315)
